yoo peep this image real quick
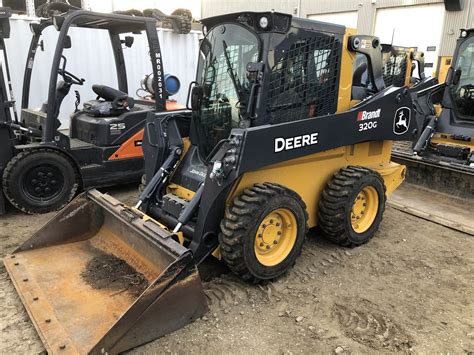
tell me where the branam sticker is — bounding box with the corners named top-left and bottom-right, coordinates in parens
top-left (274, 133), bottom-right (319, 153)
top-left (393, 107), bottom-right (411, 135)
top-left (357, 109), bottom-right (380, 132)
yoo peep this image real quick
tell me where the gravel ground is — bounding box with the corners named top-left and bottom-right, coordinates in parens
top-left (0, 185), bottom-right (473, 354)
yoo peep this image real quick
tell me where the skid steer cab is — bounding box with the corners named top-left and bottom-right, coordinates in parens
top-left (5, 12), bottom-right (418, 354)
top-left (392, 28), bottom-right (474, 197)
top-left (379, 44), bottom-right (437, 90)
top-left (0, 10), bottom-right (183, 215)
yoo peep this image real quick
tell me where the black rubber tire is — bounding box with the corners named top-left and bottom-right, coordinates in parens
top-left (2, 149), bottom-right (79, 214)
top-left (171, 8), bottom-right (192, 21)
top-left (318, 166), bottom-right (386, 247)
top-left (219, 183), bottom-right (308, 283)
top-left (171, 9), bottom-right (192, 34)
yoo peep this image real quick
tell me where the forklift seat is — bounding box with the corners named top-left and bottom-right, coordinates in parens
top-left (92, 84), bottom-right (135, 109)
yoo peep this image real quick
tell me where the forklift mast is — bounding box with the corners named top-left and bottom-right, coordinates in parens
top-left (0, 7), bottom-right (17, 124)
top-left (22, 11), bottom-right (167, 144)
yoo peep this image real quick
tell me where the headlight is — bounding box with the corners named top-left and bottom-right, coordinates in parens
top-left (461, 30), bottom-right (467, 38)
top-left (259, 16), bottom-right (269, 29)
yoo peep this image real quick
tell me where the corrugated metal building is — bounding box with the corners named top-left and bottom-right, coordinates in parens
top-left (201, 0), bottom-right (473, 75)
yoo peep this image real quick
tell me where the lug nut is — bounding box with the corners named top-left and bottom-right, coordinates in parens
top-left (273, 240), bottom-right (278, 245)
top-left (269, 219), bottom-right (274, 224)
top-left (277, 231), bottom-right (282, 235)
top-left (260, 243), bottom-right (264, 247)
top-left (266, 245), bottom-right (270, 250)
top-left (276, 223), bottom-right (280, 227)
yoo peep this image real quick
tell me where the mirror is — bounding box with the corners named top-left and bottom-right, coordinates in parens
top-left (191, 86), bottom-right (204, 111)
top-left (452, 68), bottom-right (462, 86)
top-left (122, 36), bottom-right (134, 48)
top-left (64, 35), bottom-right (72, 49)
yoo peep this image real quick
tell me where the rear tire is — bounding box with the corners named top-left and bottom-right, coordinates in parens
top-left (2, 149), bottom-right (79, 214)
top-left (219, 183), bottom-right (308, 283)
top-left (318, 166), bottom-right (386, 247)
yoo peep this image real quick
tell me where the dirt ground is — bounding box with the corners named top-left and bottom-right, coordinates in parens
top-left (0, 185), bottom-right (473, 354)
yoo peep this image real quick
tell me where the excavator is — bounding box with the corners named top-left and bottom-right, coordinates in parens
top-left (392, 28), bottom-right (473, 198)
top-left (5, 12), bottom-right (422, 354)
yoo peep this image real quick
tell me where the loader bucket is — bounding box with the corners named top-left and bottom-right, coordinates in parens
top-left (3, 189), bottom-right (207, 354)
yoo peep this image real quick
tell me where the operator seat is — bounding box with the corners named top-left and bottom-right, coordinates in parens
top-left (69, 85), bottom-right (151, 146)
top-left (92, 85), bottom-right (135, 108)
top-left (352, 61), bottom-right (370, 100)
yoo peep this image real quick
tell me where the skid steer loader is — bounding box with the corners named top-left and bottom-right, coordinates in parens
top-left (392, 28), bottom-right (473, 198)
top-left (381, 44), bottom-right (437, 90)
top-left (5, 12), bottom-right (418, 354)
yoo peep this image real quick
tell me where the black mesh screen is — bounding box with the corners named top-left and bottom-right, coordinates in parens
top-left (383, 52), bottom-right (408, 87)
top-left (266, 34), bottom-right (341, 124)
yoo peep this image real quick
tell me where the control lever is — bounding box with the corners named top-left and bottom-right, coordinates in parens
top-left (413, 115), bottom-right (438, 155)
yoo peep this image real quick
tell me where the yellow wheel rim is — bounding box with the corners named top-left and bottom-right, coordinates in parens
top-left (351, 186), bottom-right (379, 233)
top-left (254, 208), bottom-right (297, 267)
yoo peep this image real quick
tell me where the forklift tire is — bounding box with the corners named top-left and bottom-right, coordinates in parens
top-left (171, 9), bottom-right (192, 34)
top-left (2, 149), bottom-right (79, 214)
top-left (171, 8), bottom-right (192, 21)
top-left (318, 166), bottom-right (386, 247)
top-left (219, 183), bottom-right (308, 283)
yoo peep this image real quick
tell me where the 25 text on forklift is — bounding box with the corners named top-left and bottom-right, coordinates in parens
top-left (274, 133), bottom-right (319, 153)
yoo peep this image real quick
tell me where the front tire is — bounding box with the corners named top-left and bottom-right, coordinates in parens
top-left (2, 149), bottom-right (79, 214)
top-left (318, 166), bottom-right (386, 247)
top-left (219, 183), bottom-right (308, 283)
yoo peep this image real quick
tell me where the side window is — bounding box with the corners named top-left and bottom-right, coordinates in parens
top-left (450, 41), bottom-right (474, 118)
top-left (267, 33), bottom-right (341, 124)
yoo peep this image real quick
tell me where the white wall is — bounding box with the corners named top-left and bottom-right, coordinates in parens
top-left (308, 11), bottom-right (358, 29)
top-left (5, 16), bottom-right (200, 128)
top-left (374, 3), bottom-right (445, 77)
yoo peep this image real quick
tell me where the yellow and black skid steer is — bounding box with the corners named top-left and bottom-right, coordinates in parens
top-left (392, 29), bottom-right (473, 198)
top-left (381, 44), bottom-right (437, 90)
top-left (5, 12), bottom-right (420, 354)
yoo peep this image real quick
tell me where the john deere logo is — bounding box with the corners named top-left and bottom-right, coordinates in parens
top-left (393, 107), bottom-right (411, 135)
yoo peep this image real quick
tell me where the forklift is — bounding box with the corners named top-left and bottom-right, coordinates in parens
top-left (0, 10), bottom-right (182, 214)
